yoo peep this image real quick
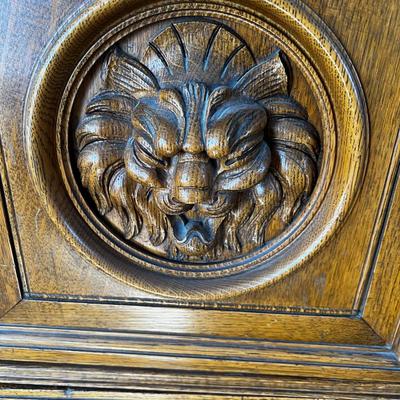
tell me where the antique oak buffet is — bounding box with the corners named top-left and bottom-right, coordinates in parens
top-left (0, 0), bottom-right (399, 398)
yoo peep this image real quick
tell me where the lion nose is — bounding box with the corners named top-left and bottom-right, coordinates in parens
top-left (181, 82), bottom-right (207, 154)
top-left (172, 153), bottom-right (212, 204)
top-left (182, 131), bottom-right (204, 154)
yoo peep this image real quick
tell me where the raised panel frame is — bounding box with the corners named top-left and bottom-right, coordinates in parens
top-left (0, 70), bottom-right (398, 400)
top-left (0, 0), bottom-right (399, 396)
top-left (1, 0), bottom-right (397, 313)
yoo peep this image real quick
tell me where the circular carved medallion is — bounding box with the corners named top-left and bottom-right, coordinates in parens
top-left (24, 1), bottom-right (368, 299)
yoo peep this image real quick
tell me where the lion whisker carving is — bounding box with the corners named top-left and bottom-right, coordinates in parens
top-left (75, 21), bottom-right (320, 261)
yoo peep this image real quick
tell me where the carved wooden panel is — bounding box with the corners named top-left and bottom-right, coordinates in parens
top-left (24, 1), bottom-right (366, 299)
top-left (0, 0), bottom-right (399, 395)
top-left (74, 25), bottom-right (319, 263)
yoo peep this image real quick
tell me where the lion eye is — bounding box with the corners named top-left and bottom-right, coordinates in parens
top-left (134, 139), bottom-right (167, 169)
top-left (225, 144), bottom-right (258, 166)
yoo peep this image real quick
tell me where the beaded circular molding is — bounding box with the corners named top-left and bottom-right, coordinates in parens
top-left (24, 0), bottom-right (368, 299)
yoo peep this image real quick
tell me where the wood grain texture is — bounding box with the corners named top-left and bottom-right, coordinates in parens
top-left (0, 0), bottom-right (363, 306)
top-left (363, 130), bottom-right (400, 349)
top-left (0, 0), bottom-right (152, 300)
top-left (0, 392), bottom-right (270, 400)
top-left (72, 22), bottom-right (319, 263)
top-left (0, 159), bottom-right (20, 317)
top-left (10, 0), bottom-right (368, 308)
top-left (0, 392), bottom-right (245, 400)
top-left (0, 300), bottom-right (383, 345)
top-left (0, 365), bottom-right (399, 397)
top-left (228, 0), bottom-right (400, 310)
top-left (0, 389), bottom-right (396, 400)
top-left (0, 322), bottom-right (395, 394)
top-left (0, 0), bottom-right (399, 395)
top-left (0, 2), bottom-right (25, 317)
top-left (0, 324), bottom-right (392, 366)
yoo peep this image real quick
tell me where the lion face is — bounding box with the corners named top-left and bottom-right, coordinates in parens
top-left (123, 81), bottom-right (270, 257)
top-left (75, 22), bottom-right (319, 261)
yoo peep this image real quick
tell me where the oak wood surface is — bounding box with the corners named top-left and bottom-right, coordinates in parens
top-left (0, 390), bottom-right (396, 400)
top-left (0, 300), bottom-right (383, 345)
top-left (2, 300), bottom-right (398, 389)
top-left (0, 392), bottom-right (284, 400)
top-left (0, 393), bottom-right (249, 400)
top-left (0, 0), bottom-right (399, 396)
top-left (0, 0), bottom-right (395, 312)
top-left (0, 388), bottom-right (395, 400)
top-left (363, 130), bottom-right (400, 346)
top-left (0, 155), bottom-right (20, 317)
top-left (0, 325), bottom-right (391, 368)
top-left (71, 22), bottom-right (319, 264)
top-left (230, 0), bottom-right (400, 310)
top-left (0, 365), bottom-right (399, 397)
top-left (0, 322), bottom-right (395, 381)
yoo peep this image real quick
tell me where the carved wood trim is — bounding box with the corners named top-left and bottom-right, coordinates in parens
top-left (0, 0), bottom-right (399, 394)
top-left (0, 300), bottom-right (383, 345)
top-left (0, 151), bottom-right (21, 317)
top-left (0, 391), bottom-right (330, 400)
top-left (25, 292), bottom-right (357, 315)
top-left (0, 367), bottom-right (399, 398)
top-left (0, 298), bottom-right (397, 389)
top-left (0, 300), bottom-right (399, 392)
top-left (363, 129), bottom-right (400, 348)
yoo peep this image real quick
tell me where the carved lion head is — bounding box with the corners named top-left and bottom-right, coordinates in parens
top-left (75, 22), bottom-right (319, 260)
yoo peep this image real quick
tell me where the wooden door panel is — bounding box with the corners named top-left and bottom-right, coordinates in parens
top-left (1, 0), bottom-right (398, 313)
top-left (0, 0), bottom-right (367, 309)
top-left (0, 0), bottom-right (399, 397)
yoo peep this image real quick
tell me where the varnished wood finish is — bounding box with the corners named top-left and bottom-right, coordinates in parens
top-left (1, 390), bottom-right (398, 400)
top-left (1, 300), bottom-right (383, 345)
top-left (23, 0), bottom-right (367, 299)
top-left (0, 389), bottom-right (397, 400)
top-left (1, 367), bottom-right (400, 398)
top-left (0, 0), bottom-right (399, 396)
top-left (0, 392), bottom-right (306, 400)
top-left (0, 393), bottom-right (250, 400)
top-left (73, 23), bottom-right (319, 263)
top-left (0, 0), bottom-right (375, 307)
top-left (0, 155), bottom-right (20, 317)
top-left (363, 130), bottom-right (400, 347)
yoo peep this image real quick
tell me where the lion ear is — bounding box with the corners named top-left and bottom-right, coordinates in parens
top-left (104, 47), bottom-right (160, 97)
top-left (234, 49), bottom-right (289, 100)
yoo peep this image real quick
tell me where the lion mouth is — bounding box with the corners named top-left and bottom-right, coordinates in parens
top-left (154, 189), bottom-right (238, 257)
top-left (171, 214), bottom-right (214, 244)
top-left (169, 213), bottom-right (225, 257)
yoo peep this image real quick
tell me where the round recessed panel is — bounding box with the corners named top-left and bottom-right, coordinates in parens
top-left (24, 1), bottom-right (368, 299)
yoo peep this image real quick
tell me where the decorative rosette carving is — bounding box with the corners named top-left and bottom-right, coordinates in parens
top-left (75, 21), bottom-right (320, 260)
